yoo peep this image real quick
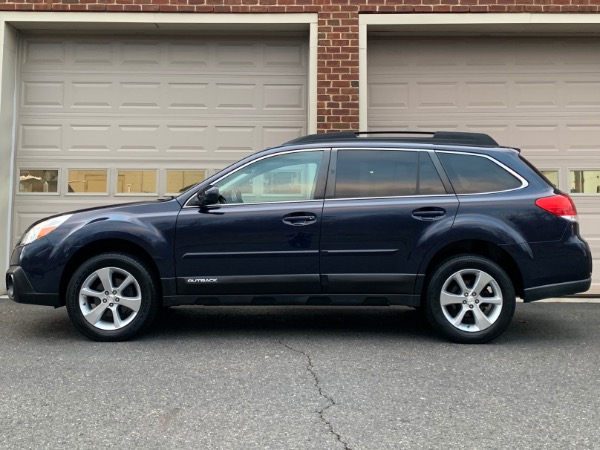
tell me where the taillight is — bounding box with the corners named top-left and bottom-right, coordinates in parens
top-left (535, 194), bottom-right (578, 222)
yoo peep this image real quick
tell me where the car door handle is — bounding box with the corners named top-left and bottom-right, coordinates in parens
top-left (412, 207), bottom-right (446, 221)
top-left (282, 213), bottom-right (317, 226)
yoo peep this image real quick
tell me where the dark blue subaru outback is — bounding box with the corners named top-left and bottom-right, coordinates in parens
top-left (5, 131), bottom-right (592, 343)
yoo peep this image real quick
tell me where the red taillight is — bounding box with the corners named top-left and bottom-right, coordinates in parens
top-left (535, 194), bottom-right (578, 221)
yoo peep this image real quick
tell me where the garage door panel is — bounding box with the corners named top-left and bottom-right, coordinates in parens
top-left (18, 117), bottom-right (305, 157)
top-left (368, 116), bottom-right (600, 157)
top-left (22, 37), bottom-right (307, 74)
top-left (369, 38), bottom-right (600, 73)
top-left (370, 77), bottom-right (600, 114)
top-left (20, 75), bottom-right (306, 115)
top-left (368, 36), bottom-right (600, 293)
top-left (13, 34), bottom-right (308, 247)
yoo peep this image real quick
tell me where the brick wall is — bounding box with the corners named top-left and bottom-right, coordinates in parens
top-left (3, 0), bottom-right (599, 132)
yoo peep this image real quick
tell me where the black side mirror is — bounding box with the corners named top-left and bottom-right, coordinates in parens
top-left (197, 186), bottom-right (220, 206)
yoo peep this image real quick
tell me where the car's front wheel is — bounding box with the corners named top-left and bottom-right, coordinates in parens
top-left (66, 253), bottom-right (159, 341)
top-left (425, 255), bottom-right (516, 344)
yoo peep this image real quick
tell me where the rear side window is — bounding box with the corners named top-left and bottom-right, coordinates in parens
top-left (437, 152), bottom-right (522, 194)
top-left (334, 150), bottom-right (446, 198)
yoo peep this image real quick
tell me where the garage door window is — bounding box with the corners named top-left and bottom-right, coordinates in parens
top-left (167, 170), bottom-right (207, 194)
top-left (68, 170), bottom-right (108, 194)
top-left (570, 170), bottom-right (600, 194)
top-left (18, 169), bottom-right (59, 194)
top-left (117, 170), bottom-right (157, 195)
top-left (541, 170), bottom-right (559, 189)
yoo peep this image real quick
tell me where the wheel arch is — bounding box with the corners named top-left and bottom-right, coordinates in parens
top-left (59, 239), bottom-right (162, 307)
top-left (417, 239), bottom-right (524, 306)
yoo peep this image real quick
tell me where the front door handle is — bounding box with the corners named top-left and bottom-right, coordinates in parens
top-left (282, 213), bottom-right (317, 226)
top-left (412, 207), bottom-right (446, 221)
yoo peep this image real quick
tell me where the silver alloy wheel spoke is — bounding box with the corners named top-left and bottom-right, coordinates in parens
top-left (472, 271), bottom-right (493, 296)
top-left (80, 287), bottom-right (103, 300)
top-left (112, 306), bottom-right (124, 329)
top-left (84, 302), bottom-right (110, 325)
top-left (440, 268), bottom-right (503, 333)
top-left (116, 275), bottom-right (135, 296)
top-left (440, 291), bottom-right (464, 306)
top-left (96, 267), bottom-right (114, 293)
top-left (472, 305), bottom-right (493, 330)
top-left (79, 266), bottom-right (142, 331)
top-left (480, 296), bottom-right (502, 305)
top-left (118, 295), bottom-right (141, 312)
top-left (452, 273), bottom-right (469, 293)
top-left (452, 308), bottom-right (468, 328)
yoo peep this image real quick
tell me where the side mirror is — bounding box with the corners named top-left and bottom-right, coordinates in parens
top-left (197, 186), bottom-right (220, 206)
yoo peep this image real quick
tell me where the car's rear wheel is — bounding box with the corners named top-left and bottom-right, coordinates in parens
top-left (425, 255), bottom-right (515, 344)
top-left (66, 253), bottom-right (159, 341)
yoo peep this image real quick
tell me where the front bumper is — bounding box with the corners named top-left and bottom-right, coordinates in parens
top-left (6, 266), bottom-right (60, 307)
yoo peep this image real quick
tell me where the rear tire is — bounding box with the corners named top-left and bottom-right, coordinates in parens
top-left (66, 253), bottom-right (159, 341)
top-left (425, 255), bottom-right (515, 344)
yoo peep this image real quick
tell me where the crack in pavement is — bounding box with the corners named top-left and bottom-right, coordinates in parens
top-left (279, 340), bottom-right (351, 450)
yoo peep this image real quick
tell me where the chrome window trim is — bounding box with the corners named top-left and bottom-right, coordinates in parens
top-left (184, 198), bottom-right (324, 209)
top-left (325, 194), bottom-right (455, 202)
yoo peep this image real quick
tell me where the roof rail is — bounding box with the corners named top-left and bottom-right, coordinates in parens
top-left (285, 131), bottom-right (499, 147)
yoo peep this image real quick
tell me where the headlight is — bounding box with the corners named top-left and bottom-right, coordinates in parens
top-left (21, 214), bottom-right (72, 245)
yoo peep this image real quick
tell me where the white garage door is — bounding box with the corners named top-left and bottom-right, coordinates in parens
top-left (13, 34), bottom-right (308, 244)
top-left (368, 36), bottom-right (600, 294)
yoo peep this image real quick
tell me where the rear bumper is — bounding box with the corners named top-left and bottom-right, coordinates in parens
top-left (523, 277), bottom-right (592, 302)
top-left (5, 266), bottom-right (60, 307)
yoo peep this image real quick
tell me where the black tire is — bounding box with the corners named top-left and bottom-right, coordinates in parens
top-left (66, 253), bottom-right (160, 341)
top-left (424, 255), bottom-right (516, 344)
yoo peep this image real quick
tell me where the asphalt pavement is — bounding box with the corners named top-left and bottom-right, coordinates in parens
top-left (1, 297), bottom-right (599, 449)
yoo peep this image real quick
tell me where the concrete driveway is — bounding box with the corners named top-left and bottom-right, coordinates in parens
top-left (1, 298), bottom-right (599, 449)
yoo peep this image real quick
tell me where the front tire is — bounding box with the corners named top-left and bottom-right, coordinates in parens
top-left (66, 253), bottom-right (159, 341)
top-left (425, 255), bottom-right (516, 344)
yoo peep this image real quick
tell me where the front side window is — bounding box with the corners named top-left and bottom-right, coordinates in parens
top-left (334, 150), bottom-right (446, 199)
top-left (437, 152), bottom-right (523, 194)
top-left (214, 151), bottom-right (323, 204)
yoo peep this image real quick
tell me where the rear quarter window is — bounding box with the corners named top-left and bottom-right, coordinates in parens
top-left (437, 152), bottom-right (523, 194)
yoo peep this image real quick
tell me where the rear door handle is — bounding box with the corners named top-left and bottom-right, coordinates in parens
top-left (282, 213), bottom-right (317, 226)
top-left (412, 207), bottom-right (446, 221)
